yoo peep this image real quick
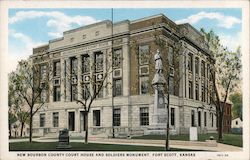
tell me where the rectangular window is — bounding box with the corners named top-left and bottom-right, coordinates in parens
top-left (140, 76), bottom-right (149, 94)
top-left (191, 110), bottom-right (195, 127)
top-left (201, 85), bottom-right (205, 102)
top-left (82, 54), bottom-right (90, 73)
top-left (195, 57), bottom-right (199, 74)
top-left (53, 86), bottom-right (60, 102)
top-left (113, 79), bottom-right (122, 96)
top-left (71, 84), bottom-right (77, 101)
top-left (96, 82), bottom-right (103, 98)
top-left (207, 64), bottom-right (210, 79)
top-left (198, 111), bottom-right (201, 127)
top-left (82, 83), bottom-right (90, 100)
top-left (211, 113), bottom-right (214, 127)
top-left (53, 112), bottom-right (59, 127)
top-left (93, 110), bottom-right (100, 126)
top-left (95, 52), bottom-right (103, 72)
top-left (188, 53), bottom-right (193, 72)
top-left (68, 112), bottom-right (75, 131)
top-left (204, 112), bottom-right (207, 127)
top-left (71, 57), bottom-right (78, 75)
top-left (169, 76), bottom-right (174, 95)
top-left (201, 61), bottom-right (205, 77)
top-left (53, 61), bottom-right (60, 77)
top-left (140, 107), bottom-right (149, 126)
top-left (195, 83), bottom-right (199, 100)
top-left (189, 81), bottom-right (193, 99)
top-left (113, 48), bottom-right (122, 68)
top-left (40, 113), bottom-right (45, 127)
top-left (171, 108), bottom-right (175, 126)
top-left (139, 45), bottom-right (149, 65)
top-left (168, 46), bottom-right (174, 66)
top-left (113, 108), bottom-right (121, 126)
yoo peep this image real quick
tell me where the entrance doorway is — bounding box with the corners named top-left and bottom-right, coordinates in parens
top-left (68, 112), bottom-right (75, 131)
top-left (80, 111), bottom-right (86, 131)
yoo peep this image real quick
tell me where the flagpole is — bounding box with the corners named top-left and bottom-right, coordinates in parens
top-left (111, 8), bottom-right (115, 138)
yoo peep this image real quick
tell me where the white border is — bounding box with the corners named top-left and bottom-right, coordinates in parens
top-left (0, 1), bottom-right (249, 160)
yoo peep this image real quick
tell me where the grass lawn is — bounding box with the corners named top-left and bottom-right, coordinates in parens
top-left (133, 133), bottom-right (243, 147)
top-left (9, 142), bottom-right (200, 151)
top-left (132, 133), bottom-right (242, 147)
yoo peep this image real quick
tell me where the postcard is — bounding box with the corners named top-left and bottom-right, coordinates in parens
top-left (0, 1), bottom-right (249, 160)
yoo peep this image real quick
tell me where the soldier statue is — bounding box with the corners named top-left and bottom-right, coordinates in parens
top-left (154, 49), bottom-right (163, 74)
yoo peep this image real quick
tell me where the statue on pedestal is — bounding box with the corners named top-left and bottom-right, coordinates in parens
top-left (154, 49), bottom-right (163, 74)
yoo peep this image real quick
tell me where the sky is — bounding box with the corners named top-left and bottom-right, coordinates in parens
top-left (8, 8), bottom-right (242, 73)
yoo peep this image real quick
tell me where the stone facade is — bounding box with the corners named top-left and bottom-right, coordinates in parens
top-left (30, 14), bottom-right (217, 137)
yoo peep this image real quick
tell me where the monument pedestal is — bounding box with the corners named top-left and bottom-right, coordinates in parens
top-left (146, 49), bottom-right (169, 136)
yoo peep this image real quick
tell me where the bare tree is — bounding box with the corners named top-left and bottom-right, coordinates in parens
top-left (9, 59), bottom-right (51, 142)
top-left (65, 50), bottom-right (117, 144)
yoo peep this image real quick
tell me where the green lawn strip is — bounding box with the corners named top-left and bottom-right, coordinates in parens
top-left (9, 142), bottom-right (202, 151)
top-left (132, 133), bottom-right (242, 147)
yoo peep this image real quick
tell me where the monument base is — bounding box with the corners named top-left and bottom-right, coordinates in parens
top-left (57, 142), bottom-right (72, 149)
top-left (144, 124), bottom-right (166, 135)
top-left (145, 124), bottom-right (178, 135)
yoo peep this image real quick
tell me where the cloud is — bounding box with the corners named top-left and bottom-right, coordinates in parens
top-left (8, 29), bottom-right (46, 73)
top-left (175, 11), bottom-right (241, 29)
top-left (218, 32), bottom-right (241, 52)
top-left (9, 11), bottom-right (99, 38)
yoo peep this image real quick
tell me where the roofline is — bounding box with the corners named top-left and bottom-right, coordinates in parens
top-left (64, 20), bottom-right (111, 35)
top-left (131, 13), bottom-right (164, 24)
top-left (33, 43), bottom-right (49, 49)
top-left (178, 23), bottom-right (204, 38)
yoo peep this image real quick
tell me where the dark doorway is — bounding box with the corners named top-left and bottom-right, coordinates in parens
top-left (191, 110), bottom-right (195, 127)
top-left (68, 112), bottom-right (75, 131)
top-left (93, 110), bottom-right (100, 126)
top-left (80, 111), bottom-right (86, 131)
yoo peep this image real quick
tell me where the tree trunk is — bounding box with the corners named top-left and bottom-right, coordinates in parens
top-left (9, 120), bottom-right (12, 138)
top-left (20, 122), bottom-right (25, 137)
top-left (165, 75), bottom-right (170, 151)
top-left (218, 111), bottom-right (223, 141)
top-left (165, 93), bottom-right (170, 151)
top-left (84, 113), bottom-right (88, 144)
top-left (29, 110), bottom-right (33, 143)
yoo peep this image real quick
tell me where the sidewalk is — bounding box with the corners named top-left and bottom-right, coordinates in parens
top-left (9, 137), bottom-right (242, 152)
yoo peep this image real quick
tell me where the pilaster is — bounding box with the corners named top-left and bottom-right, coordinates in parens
top-left (77, 55), bottom-right (82, 100)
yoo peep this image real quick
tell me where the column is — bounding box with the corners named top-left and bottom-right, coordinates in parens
top-left (89, 52), bottom-right (94, 96)
top-left (77, 55), bottom-right (82, 100)
top-left (204, 62), bottom-right (208, 103)
top-left (65, 58), bottom-right (71, 102)
top-left (60, 58), bottom-right (65, 101)
top-left (198, 56), bottom-right (202, 101)
top-left (192, 54), bottom-right (195, 100)
top-left (49, 55), bottom-right (54, 103)
top-left (75, 109), bottom-right (80, 132)
top-left (122, 42), bottom-right (130, 96)
top-left (185, 53), bottom-right (189, 98)
top-left (106, 48), bottom-right (112, 98)
top-left (102, 49), bottom-right (107, 98)
top-left (179, 48), bottom-right (186, 98)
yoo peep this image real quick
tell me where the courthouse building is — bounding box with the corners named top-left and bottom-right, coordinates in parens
top-left (30, 14), bottom-right (217, 137)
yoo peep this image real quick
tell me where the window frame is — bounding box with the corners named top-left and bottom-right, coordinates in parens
top-left (53, 112), bottom-right (59, 127)
top-left (140, 107), bottom-right (149, 126)
top-left (93, 110), bottom-right (101, 126)
top-left (113, 108), bottom-right (121, 126)
top-left (140, 76), bottom-right (149, 95)
top-left (40, 113), bottom-right (45, 127)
